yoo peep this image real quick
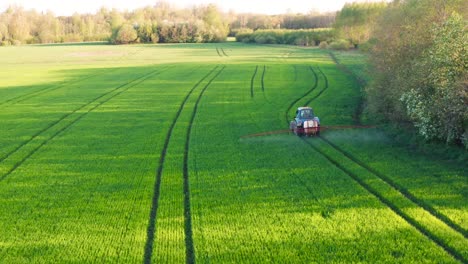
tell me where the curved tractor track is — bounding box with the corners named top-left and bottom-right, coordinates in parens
top-left (216, 48), bottom-right (228, 57)
top-left (215, 48), bottom-right (222, 57)
top-left (144, 65), bottom-right (225, 264)
top-left (327, 52), bottom-right (365, 124)
top-left (250, 65), bottom-right (259, 98)
top-left (220, 48), bottom-right (229, 57)
top-left (183, 66), bottom-right (225, 264)
top-left (284, 67), bottom-right (468, 263)
top-left (261, 65), bottom-right (266, 92)
top-left (284, 66), bottom-right (318, 123)
top-left (304, 67), bottom-right (328, 107)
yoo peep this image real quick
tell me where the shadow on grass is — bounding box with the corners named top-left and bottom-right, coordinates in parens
top-left (32, 41), bottom-right (109, 47)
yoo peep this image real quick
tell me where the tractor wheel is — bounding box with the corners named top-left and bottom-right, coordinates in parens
top-left (293, 127), bottom-right (300, 136)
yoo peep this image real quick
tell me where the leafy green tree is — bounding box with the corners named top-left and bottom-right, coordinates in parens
top-left (179, 24), bottom-right (188, 43)
top-left (367, 0), bottom-right (436, 122)
top-left (334, 2), bottom-right (386, 47)
top-left (92, 8), bottom-right (111, 40)
top-left (36, 11), bottom-right (57, 43)
top-left (8, 7), bottom-right (30, 43)
top-left (169, 24), bottom-right (179, 43)
top-left (150, 22), bottom-right (159, 43)
top-left (401, 13), bottom-right (467, 146)
top-left (115, 24), bottom-right (137, 44)
top-left (71, 13), bottom-right (83, 35)
top-left (157, 23), bottom-right (170, 43)
top-left (150, 32), bottom-right (159, 43)
top-left (191, 20), bottom-right (206, 43)
top-left (0, 21), bottom-right (7, 42)
top-left (202, 4), bottom-right (228, 42)
top-left (368, 0), bottom-right (467, 147)
top-left (109, 9), bottom-right (124, 42)
top-left (136, 21), bottom-right (153, 42)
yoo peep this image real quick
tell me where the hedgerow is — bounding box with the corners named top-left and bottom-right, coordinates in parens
top-left (236, 29), bottom-right (334, 46)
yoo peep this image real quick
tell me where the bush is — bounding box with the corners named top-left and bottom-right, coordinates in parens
top-left (150, 33), bottom-right (159, 43)
top-left (254, 36), bottom-right (266, 44)
top-left (400, 13), bottom-right (467, 147)
top-left (319, 41), bottom-right (328, 49)
top-left (11, 39), bottom-right (22, 45)
top-left (329, 39), bottom-right (351, 50)
top-left (231, 28), bottom-right (253, 37)
top-left (114, 24), bottom-right (138, 44)
top-left (236, 32), bottom-right (252, 43)
top-left (236, 29), bottom-right (334, 46)
top-left (0, 40), bottom-right (11, 46)
top-left (358, 38), bottom-right (377, 52)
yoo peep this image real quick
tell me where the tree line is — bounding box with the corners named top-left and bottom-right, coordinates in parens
top-left (0, 2), bottom-right (229, 45)
top-left (229, 12), bottom-right (335, 33)
top-left (364, 0), bottom-right (467, 148)
top-left (236, 29), bottom-right (334, 46)
top-left (0, 2), bottom-right (337, 45)
top-left (332, 0), bottom-right (467, 148)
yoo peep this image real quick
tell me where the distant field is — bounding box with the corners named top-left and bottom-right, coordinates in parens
top-left (0, 43), bottom-right (466, 263)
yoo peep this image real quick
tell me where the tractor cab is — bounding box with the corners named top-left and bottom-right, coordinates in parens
top-left (296, 107), bottom-right (314, 120)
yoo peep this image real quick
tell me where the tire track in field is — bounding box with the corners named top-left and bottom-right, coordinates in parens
top-left (3, 66), bottom-right (197, 263)
top-left (303, 67), bottom-right (328, 106)
top-left (111, 66), bottom-right (201, 263)
top-left (318, 64), bottom-right (467, 256)
top-left (258, 65), bottom-right (273, 105)
top-left (284, 69), bottom-right (467, 263)
top-left (250, 65), bottom-right (259, 98)
top-left (288, 169), bottom-right (334, 218)
top-left (261, 65), bottom-right (266, 92)
top-left (0, 66), bottom-right (167, 165)
top-left (215, 48), bottom-right (222, 57)
top-left (0, 47), bottom-right (148, 107)
top-left (0, 67), bottom-right (167, 261)
top-left (220, 48), bottom-right (228, 57)
top-left (143, 65), bottom-right (224, 264)
top-left (0, 67), bottom-right (166, 183)
top-left (284, 66), bottom-right (318, 123)
top-left (277, 64), bottom-right (335, 218)
top-left (0, 70), bottom-right (107, 107)
top-left (183, 66), bottom-right (225, 264)
top-left (302, 139), bottom-right (467, 263)
top-left (328, 52), bottom-right (366, 125)
top-left (319, 136), bottom-right (468, 238)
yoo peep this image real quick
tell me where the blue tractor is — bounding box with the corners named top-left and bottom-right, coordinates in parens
top-left (289, 107), bottom-right (320, 136)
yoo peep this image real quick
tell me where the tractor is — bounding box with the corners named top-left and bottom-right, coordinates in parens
top-left (290, 107), bottom-right (320, 136)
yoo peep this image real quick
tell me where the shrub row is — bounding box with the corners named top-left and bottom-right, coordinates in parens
top-left (236, 29), bottom-right (335, 46)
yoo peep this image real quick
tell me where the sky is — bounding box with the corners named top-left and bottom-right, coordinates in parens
top-left (0, 0), bottom-right (383, 16)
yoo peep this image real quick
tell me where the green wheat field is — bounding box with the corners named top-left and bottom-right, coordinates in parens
top-left (0, 43), bottom-right (466, 263)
